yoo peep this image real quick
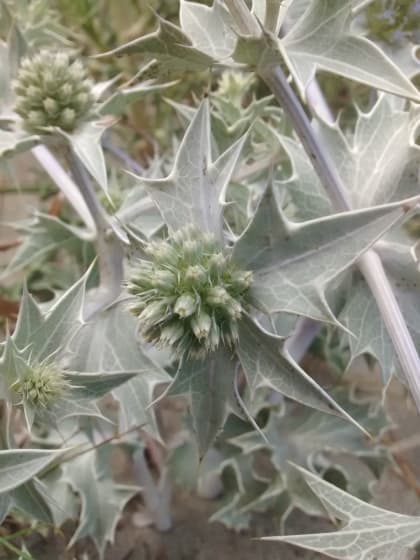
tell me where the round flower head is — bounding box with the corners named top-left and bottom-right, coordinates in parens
top-left (128, 226), bottom-right (253, 359)
top-left (13, 49), bottom-right (95, 133)
top-left (13, 363), bottom-right (70, 409)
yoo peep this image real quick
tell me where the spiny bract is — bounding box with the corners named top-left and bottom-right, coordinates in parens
top-left (13, 49), bottom-right (95, 133)
top-left (128, 226), bottom-right (253, 358)
top-left (13, 363), bottom-right (70, 409)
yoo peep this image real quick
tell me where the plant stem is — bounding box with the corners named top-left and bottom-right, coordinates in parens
top-left (224, 0), bottom-right (260, 35)
top-left (65, 148), bottom-right (124, 319)
top-left (102, 135), bottom-right (145, 175)
top-left (358, 251), bottom-right (420, 410)
top-left (259, 64), bottom-right (352, 212)
top-left (226, 4), bottom-right (420, 409)
top-left (31, 145), bottom-right (96, 234)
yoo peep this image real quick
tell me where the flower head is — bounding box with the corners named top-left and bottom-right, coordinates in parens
top-left (13, 49), bottom-right (95, 133)
top-left (13, 363), bottom-right (70, 409)
top-left (128, 226), bottom-right (253, 358)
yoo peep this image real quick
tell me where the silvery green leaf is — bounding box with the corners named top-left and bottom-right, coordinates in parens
top-left (341, 231), bottom-right (420, 384)
top-left (0, 494), bottom-right (9, 524)
top-left (267, 126), bottom-right (332, 220)
top-left (133, 100), bottom-right (247, 239)
top-left (61, 120), bottom-right (110, 195)
top-left (0, 448), bottom-right (62, 493)
top-left (0, 128), bottom-right (39, 158)
top-left (251, 0), bottom-right (286, 35)
top-left (315, 95), bottom-right (420, 208)
top-left (263, 465), bottom-right (420, 560)
top-left (231, 388), bottom-right (387, 472)
top-left (378, 41), bottom-right (420, 80)
top-left (98, 16), bottom-right (213, 80)
top-left (41, 467), bottom-right (78, 526)
top-left (68, 305), bottom-right (170, 436)
top-left (12, 270), bottom-right (87, 363)
top-left (1, 213), bottom-right (93, 278)
top-left (167, 348), bottom-right (234, 456)
top-left (236, 315), bottom-right (367, 432)
top-left (281, 0), bottom-right (420, 102)
top-left (117, 185), bottom-right (164, 239)
top-left (233, 185), bottom-right (410, 323)
top-left (11, 479), bottom-right (53, 523)
top-left (209, 453), bottom-right (269, 530)
top-left (180, 0), bottom-right (236, 59)
top-left (340, 281), bottom-right (397, 384)
top-left (98, 79), bottom-right (178, 116)
top-left (64, 448), bottom-right (139, 559)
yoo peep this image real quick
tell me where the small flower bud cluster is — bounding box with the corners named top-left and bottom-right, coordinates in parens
top-left (13, 50), bottom-right (94, 133)
top-left (14, 364), bottom-right (70, 409)
top-left (128, 226), bottom-right (253, 358)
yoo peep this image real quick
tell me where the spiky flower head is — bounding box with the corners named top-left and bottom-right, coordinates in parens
top-left (13, 49), bottom-right (95, 133)
top-left (128, 226), bottom-right (253, 359)
top-left (13, 363), bottom-right (70, 409)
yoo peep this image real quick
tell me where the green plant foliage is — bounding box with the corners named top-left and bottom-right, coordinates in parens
top-left (1, 0), bottom-right (420, 557)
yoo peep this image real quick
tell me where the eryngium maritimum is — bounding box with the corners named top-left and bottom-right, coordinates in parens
top-left (14, 363), bottom-right (70, 409)
top-left (13, 50), bottom-right (94, 133)
top-left (128, 226), bottom-right (253, 358)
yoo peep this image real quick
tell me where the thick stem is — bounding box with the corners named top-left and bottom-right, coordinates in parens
top-left (226, 4), bottom-right (420, 409)
top-left (31, 145), bottom-right (96, 234)
top-left (224, 0), bottom-right (260, 35)
top-left (259, 64), bottom-right (351, 211)
top-left (358, 251), bottom-right (420, 410)
top-left (65, 148), bottom-right (124, 319)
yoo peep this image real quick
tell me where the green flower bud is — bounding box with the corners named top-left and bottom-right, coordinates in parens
top-left (43, 97), bottom-right (59, 115)
top-left (13, 49), bottom-right (95, 133)
top-left (230, 270), bottom-right (254, 292)
top-left (174, 294), bottom-right (196, 318)
top-left (60, 108), bottom-right (76, 128)
top-left (128, 225), bottom-right (253, 358)
top-left (184, 265), bottom-right (206, 285)
top-left (154, 269), bottom-right (177, 291)
top-left (14, 363), bottom-right (70, 409)
top-left (191, 312), bottom-right (212, 341)
top-left (208, 252), bottom-right (227, 275)
top-left (206, 285), bottom-right (230, 306)
top-left (160, 322), bottom-right (185, 345)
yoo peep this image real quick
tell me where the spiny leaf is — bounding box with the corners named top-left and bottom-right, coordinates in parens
top-left (60, 120), bottom-right (110, 195)
top-left (233, 184), bottom-right (412, 323)
top-left (12, 269), bottom-right (88, 363)
top-left (263, 465), bottom-right (420, 560)
top-left (314, 95), bottom-right (420, 208)
top-left (64, 447), bottom-right (139, 559)
top-left (98, 15), bottom-right (214, 80)
top-left (68, 305), bottom-right (170, 437)
top-left (98, 79), bottom-right (178, 116)
top-left (236, 315), bottom-right (369, 434)
top-left (281, 0), bottom-right (420, 102)
top-left (132, 99), bottom-right (247, 240)
top-left (0, 449), bottom-right (62, 494)
top-left (1, 213), bottom-right (93, 278)
top-left (340, 230), bottom-right (420, 385)
top-left (166, 348), bottom-right (234, 456)
top-left (179, 0), bottom-right (236, 59)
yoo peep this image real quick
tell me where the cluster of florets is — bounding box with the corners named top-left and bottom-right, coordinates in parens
top-left (13, 49), bottom-right (95, 133)
top-left (13, 363), bottom-right (70, 409)
top-left (128, 226), bottom-right (253, 359)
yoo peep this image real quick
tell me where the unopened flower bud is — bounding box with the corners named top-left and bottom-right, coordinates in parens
top-left (191, 312), bottom-right (212, 340)
top-left (207, 285), bottom-right (230, 306)
top-left (14, 49), bottom-right (94, 133)
top-left (174, 294), bottom-right (196, 318)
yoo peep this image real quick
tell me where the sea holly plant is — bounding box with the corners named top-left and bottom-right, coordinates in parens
top-left (0, 0), bottom-right (420, 558)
